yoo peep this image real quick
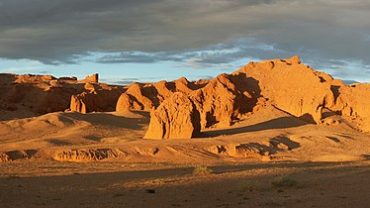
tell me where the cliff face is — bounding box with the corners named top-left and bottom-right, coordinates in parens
top-left (115, 77), bottom-right (207, 112)
top-left (141, 56), bottom-right (370, 138)
top-left (237, 56), bottom-right (370, 133)
top-left (117, 56), bottom-right (338, 130)
top-left (115, 74), bottom-right (259, 131)
top-left (69, 83), bottom-right (122, 114)
top-left (2, 56), bottom-right (370, 138)
top-left (0, 73), bottom-right (122, 120)
top-left (144, 92), bottom-right (201, 140)
top-left (333, 84), bottom-right (370, 132)
top-left (0, 74), bottom-right (81, 120)
top-left (236, 56), bottom-right (339, 124)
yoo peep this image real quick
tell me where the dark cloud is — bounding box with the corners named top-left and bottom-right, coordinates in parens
top-left (0, 0), bottom-right (370, 78)
top-left (95, 38), bottom-right (290, 67)
top-left (96, 51), bottom-right (184, 64)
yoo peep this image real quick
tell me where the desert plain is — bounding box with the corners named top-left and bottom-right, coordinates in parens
top-left (1, 56), bottom-right (370, 207)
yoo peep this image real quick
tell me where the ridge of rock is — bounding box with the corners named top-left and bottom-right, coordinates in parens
top-left (142, 55), bottom-right (370, 138)
top-left (0, 73), bottom-right (122, 119)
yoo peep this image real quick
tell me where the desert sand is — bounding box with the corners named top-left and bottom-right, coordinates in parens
top-left (1, 56), bottom-right (370, 207)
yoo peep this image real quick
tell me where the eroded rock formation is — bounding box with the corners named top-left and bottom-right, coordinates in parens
top-left (116, 74), bottom-right (256, 128)
top-left (141, 55), bottom-right (370, 138)
top-left (237, 56), bottom-right (339, 123)
top-left (144, 92), bottom-right (201, 139)
top-left (333, 84), bottom-right (370, 132)
top-left (69, 83), bottom-right (122, 113)
top-left (0, 74), bottom-right (81, 118)
top-left (3, 56), bottom-right (370, 137)
top-left (115, 77), bottom-right (207, 112)
top-left (0, 73), bottom-right (122, 119)
top-left (81, 73), bottom-right (99, 83)
top-left (191, 73), bottom-right (257, 128)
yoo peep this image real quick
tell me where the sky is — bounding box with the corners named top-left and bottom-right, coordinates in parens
top-left (0, 0), bottom-right (370, 84)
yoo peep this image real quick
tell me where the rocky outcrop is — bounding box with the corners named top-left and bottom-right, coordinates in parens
top-left (69, 83), bottom-right (122, 114)
top-left (54, 148), bottom-right (125, 162)
top-left (115, 93), bottom-right (134, 113)
top-left (143, 73), bottom-right (259, 139)
top-left (144, 92), bottom-right (201, 140)
top-left (115, 77), bottom-right (207, 112)
top-left (81, 73), bottom-right (99, 83)
top-left (4, 56), bottom-right (370, 136)
top-left (0, 149), bottom-right (38, 163)
top-left (70, 93), bottom-right (90, 114)
top-left (190, 73), bottom-right (256, 128)
top-left (237, 56), bottom-right (339, 123)
top-left (0, 73), bottom-right (122, 120)
top-left (0, 74), bottom-right (81, 118)
top-left (116, 74), bottom-right (256, 128)
top-left (332, 84), bottom-right (370, 132)
top-left (140, 55), bottom-right (370, 139)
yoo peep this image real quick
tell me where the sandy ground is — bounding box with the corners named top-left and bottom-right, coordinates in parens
top-left (1, 106), bottom-right (370, 163)
top-left (1, 105), bottom-right (370, 207)
top-left (1, 161), bottom-right (370, 208)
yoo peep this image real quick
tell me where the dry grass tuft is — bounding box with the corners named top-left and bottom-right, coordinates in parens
top-left (192, 165), bottom-right (213, 176)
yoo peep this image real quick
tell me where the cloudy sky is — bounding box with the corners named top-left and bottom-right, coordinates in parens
top-left (0, 0), bottom-right (369, 83)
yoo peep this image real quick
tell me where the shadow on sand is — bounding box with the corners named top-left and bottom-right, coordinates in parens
top-left (66, 111), bottom-right (150, 129)
top-left (203, 116), bottom-right (309, 137)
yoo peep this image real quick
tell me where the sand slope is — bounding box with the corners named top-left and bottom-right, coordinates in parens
top-left (1, 102), bottom-right (369, 163)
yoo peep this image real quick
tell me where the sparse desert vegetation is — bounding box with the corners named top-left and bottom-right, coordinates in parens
top-left (192, 165), bottom-right (213, 176)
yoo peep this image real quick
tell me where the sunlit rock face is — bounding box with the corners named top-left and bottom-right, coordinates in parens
top-left (236, 56), bottom-right (339, 124)
top-left (3, 56), bottom-right (370, 139)
top-left (144, 92), bottom-right (201, 140)
top-left (70, 82), bottom-right (122, 114)
top-left (141, 55), bottom-right (370, 138)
